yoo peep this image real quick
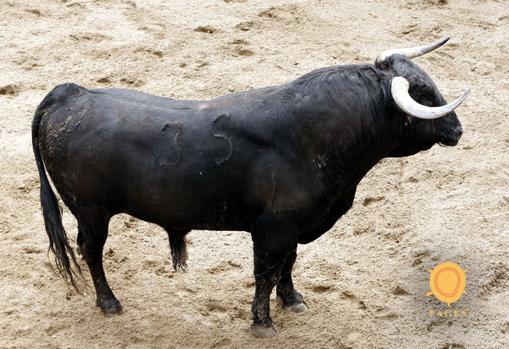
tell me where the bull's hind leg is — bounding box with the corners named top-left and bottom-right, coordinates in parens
top-left (164, 228), bottom-right (189, 272)
top-left (276, 248), bottom-right (307, 313)
top-left (78, 210), bottom-right (122, 314)
top-left (76, 229), bottom-right (84, 258)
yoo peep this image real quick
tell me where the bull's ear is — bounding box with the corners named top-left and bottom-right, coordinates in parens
top-left (374, 55), bottom-right (395, 70)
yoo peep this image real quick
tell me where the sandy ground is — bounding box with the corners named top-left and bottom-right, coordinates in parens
top-left (1, 0), bottom-right (508, 348)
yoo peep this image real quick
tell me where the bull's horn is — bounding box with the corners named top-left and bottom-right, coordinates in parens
top-left (376, 37), bottom-right (450, 63)
top-left (391, 76), bottom-right (470, 120)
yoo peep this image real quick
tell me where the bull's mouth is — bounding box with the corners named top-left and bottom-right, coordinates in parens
top-left (439, 133), bottom-right (461, 146)
top-left (439, 137), bottom-right (460, 146)
top-left (438, 125), bottom-right (463, 147)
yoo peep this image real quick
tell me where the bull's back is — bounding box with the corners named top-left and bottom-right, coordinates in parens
top-left (37, 84), bottom-right (277, 230)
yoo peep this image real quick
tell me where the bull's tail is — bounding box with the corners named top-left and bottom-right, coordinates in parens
top-left (32, 96), bottom-right (82, 290)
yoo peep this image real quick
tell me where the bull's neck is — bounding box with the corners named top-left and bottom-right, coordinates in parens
top-left (289, 67), bottom-right (399, 191)
top-left (321, 114), bottom-right (395, 189)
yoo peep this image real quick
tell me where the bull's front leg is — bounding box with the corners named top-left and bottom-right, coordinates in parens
top-left (250, 230), bottom-right (295, 337)
top-left (276, 248), bottom-right (307, 313)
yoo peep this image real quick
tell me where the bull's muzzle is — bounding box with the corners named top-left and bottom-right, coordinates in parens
top-left (441, 125), bottom-right (463, 146)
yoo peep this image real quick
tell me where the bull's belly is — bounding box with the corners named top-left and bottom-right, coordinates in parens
top-left (50, 159), bottom-right (256, 231)
top-left (121, 183), bottom-right (255, 232)
top-left (124, 205), bottom-right (250, 232)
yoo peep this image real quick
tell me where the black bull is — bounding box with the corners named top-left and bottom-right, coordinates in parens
top-left (32, 53), bottom-right (465, 336)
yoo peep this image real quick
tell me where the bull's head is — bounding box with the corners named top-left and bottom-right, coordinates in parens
top-left (375, 37), bottom-right (470, 157)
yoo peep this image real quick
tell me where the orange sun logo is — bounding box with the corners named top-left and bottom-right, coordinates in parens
top-left (426, 261), bottom-right (466, 306)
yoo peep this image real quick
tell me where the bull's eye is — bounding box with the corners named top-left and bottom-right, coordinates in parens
top-left (420, 99), bottom-right (436, 107)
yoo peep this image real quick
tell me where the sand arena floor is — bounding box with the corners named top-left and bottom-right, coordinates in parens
top-left (0, 0), bottom-right (508, 348)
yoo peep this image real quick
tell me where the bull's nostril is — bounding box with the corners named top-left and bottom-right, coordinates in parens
top-left (441, 125), bottom-right (463, 146)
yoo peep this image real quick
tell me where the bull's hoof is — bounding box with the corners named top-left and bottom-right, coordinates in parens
top-left (97, 298), bottom-right (123, 315)
top-left (277, 295), bottom-right (308, 314)
top-left (284, 301), bottom-right (308, 313)
top-left (250, 323), bottom-right (277, 338)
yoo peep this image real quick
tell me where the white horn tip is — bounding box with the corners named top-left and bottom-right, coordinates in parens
top-left (458, 87), bottom-right (471, 103)
top-left (376, 36), bottom-right (452, 64)
top-left (439, 36), bottom-right (451, 45)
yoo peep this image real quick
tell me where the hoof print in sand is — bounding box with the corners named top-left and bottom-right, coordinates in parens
top-left (392, 286), bottom-right (410, 296)
top-left (96, 77), bottom-right (112, 84)
top-left (194, 26), bottom-right (219, 34)
top-left (0, 84), bottom-right (21, 96)
top-left (235, 21), bottom-right (255, 31)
